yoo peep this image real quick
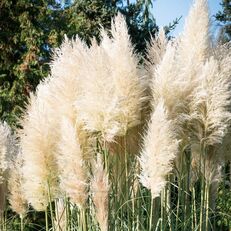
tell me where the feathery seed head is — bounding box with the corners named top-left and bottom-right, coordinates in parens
top-left (21, 87), bottom-right (60, 211)
top-left (8, 151), bottom-right (27, 218)
top-left (75, 13), bottom-right (147, 142)
top-left (139, 100), bottom-right (179, 198)
top-left (91, 155), bottom-right (109, 231)
top-left (58, 117), bottom-right (88, 208)
top-left (190, 57), bottom-right (231, 146)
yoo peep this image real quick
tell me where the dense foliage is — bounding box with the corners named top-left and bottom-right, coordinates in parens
top-left (215, 0), bottom-right (231, 42)
top-left (0, 0), bottom-right (158, 127)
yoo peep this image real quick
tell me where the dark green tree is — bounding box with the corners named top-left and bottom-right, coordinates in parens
top-left (0, 0), bottom-right (67, 126)
top-left (0, 0), bottom-right (158, 127)
top-left (215, 0), bottom-right (231, 42)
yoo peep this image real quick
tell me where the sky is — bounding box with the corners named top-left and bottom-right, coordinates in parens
top-left (152, 0), bottom-right (222, 36)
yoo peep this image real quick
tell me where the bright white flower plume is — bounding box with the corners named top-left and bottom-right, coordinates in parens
top-left (58, 117), bottom-right (88, 208)
top-left (140, 101), bottom-right (178, 198)
top-left (75, 13), bottom-right (146, 142)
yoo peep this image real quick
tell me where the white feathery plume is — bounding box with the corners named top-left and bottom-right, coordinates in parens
top-left (178, 0), bottom-right (211, 66)
top-left (189, 56), bottom-right (231, 196)
top-left (152, 42), bottom-right (177, 112)
top-left (47, 36), bottom-right (87, 123)
top-left (75, 13), bottom-right (146, 142)
top-left (20, 83), bottom-right (60, 211)
top-left (104, 13), bottom-right (147, 130)
top-left (146, 28), bottom-right (168, 73)
top-left (165, 0), bottom-right (211, 120)
top-left (50, 35), bottom-right (87, 86)
top-left (0, 122), bottom-right (14, 183)
top-left (189, 56), bottom-right (231, 192)
top-left (190, 57), bottom-right (231, 147)
top-left (49, 36), bottom-right (92, 160)
top-left (58, 117), bottom-right (88, 208)
top-left (91, 155), bottom-right (109, 231)
top-left (148, 42), bottom-right (189, 174)
top-left (139, 101), bottom-right (179, 198)
top-left (0, 121), bottom-right (17, 215)
top-left (8, 151), bottom-right (27, 218)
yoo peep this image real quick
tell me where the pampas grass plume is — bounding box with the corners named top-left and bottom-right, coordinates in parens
top-left (140, 101), bottom-right (178, 198)
top-left (146, 28), bottom-right (167, 72)
top-left (190, 57), bottom-right (231, 146)
top-left (0, 122), bottom-right (12, 183)
top-left (91, 155), bottom-right (109, 231)
top-left (0, 121), bottom-right (16, 214)
top-left (75, 13), bottom-right (146, 142)
top-left (20, 87), bottom-right (59, 211)
top-left (8, 151), bottom-right (27, 218)
top-left (58, 117), bottom-right (88, 208)
top-left (178, 0), bottom-right (210, 65)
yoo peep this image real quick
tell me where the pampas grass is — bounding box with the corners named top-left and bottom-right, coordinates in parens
top-left (8, 151), bottom-right (27, 219)
top-left (190, 57), bottom-right (231, 147)
top-left (0, 122), bottom-right (16, 184)
top-left (0, 121), bottom-right (17, 230)
top-left (20, 89), bottom-right (59, 211)
top-left (178, 0), bottom-right (210, 65)
top-left (140, 101), bottom-right (179, 198)
top-left (1, 1), bottom-right (231, 230)
top-left (75, 13), bottom-right (146, 142)
top-left (58, 117), bottom-right (88, 208)
top-left (91, 155), bottom-right (109, 231)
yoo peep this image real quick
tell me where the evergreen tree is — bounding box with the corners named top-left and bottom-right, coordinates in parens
top-left (0, 0), bottom-right (67, 125)
top-left (0, 0), bottom-right (158, 126)
top-left (215, 0), bottom-right (231, 42)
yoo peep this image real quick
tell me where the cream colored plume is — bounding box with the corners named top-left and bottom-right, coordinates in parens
top-left (139, 101), bottom-right (178, 198)
top-left (58, 117), bottom-right (88, 208)
top-left (49, 36), bottom-right (92, 160)
top-left (47, 36), bottom-right (87, 123)
top-left (21, 84), bottom-right (59, 211)
top-left (0, 122), bottom-right (14, 184)
top-left (0, 121), bottom-right (16, 214)
top-left (146, 28), bottom-right (168, 75)
top-left (75, 13), bottom-right (146, 142)
top-left (8, 151), bottom-right (27, 218)
top-left (178, 0), bottom-right (210, 66)
top-left (91, 155), bottom-right (109, 231)
top-left (189, 56), bottom-right (231, 191)
top-left (190, 57), bottom-right (231, 147)
top-left (152, 42), bottom-right (178, 112)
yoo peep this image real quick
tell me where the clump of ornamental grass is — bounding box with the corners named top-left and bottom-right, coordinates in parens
top-left (140, 0), bottom-right (230, 212)
top-left (5, 0), bottom-right (231, 230)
